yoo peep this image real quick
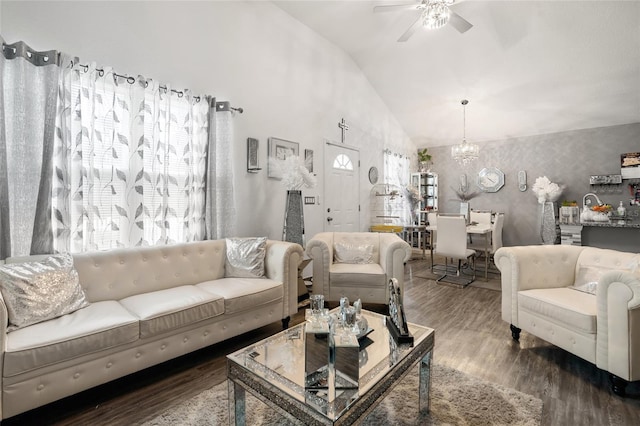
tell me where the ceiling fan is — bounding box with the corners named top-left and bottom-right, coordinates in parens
top-left (374, 0), bottom-right (473, 42)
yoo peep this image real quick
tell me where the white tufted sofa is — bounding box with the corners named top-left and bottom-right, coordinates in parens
top-left (0, 239), bottom-right (303, 420)
top-left (495, 245), bottom-right (640, 396)
top-left (306, 232), bottom-right (411, 305)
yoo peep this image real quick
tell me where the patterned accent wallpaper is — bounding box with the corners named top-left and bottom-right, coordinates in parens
top-left (426, 123), bottom-right (640, 247)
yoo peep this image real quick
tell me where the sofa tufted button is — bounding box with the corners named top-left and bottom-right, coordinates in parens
top-left (119, 259), bottom-right (125, 265)
top-left (175, 272), bottom-right (180, 278)
top-left (163, 254), bottom-right (168, 259)
top-left (94, 263), bottom-right (99, 268)
top-left (133, 279), bottom-right (138, 285)
top-left (223, 325), bottom-right (227, 330)
top-left (106, 362), bottom-right (113, 368)
top-left (135, 352), bottom-right (141, 358)
top-left (183, 337), bottom-right (188, 343)
top-left (161, 344), bottom-right (167, 350)
top-left (142, 257), bottom-right (147, 262)
top-left (37, 384), bottom-right (45, 391)
top-left (73, 373), bottom-right (80, 379)
top-left (203, 331), bottom-right (209, 336)
top-left (183, 252), bottom-right (188, 257)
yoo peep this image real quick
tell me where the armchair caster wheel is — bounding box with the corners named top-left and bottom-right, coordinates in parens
top-left (610, 374), bottom-right (628, 397)
top-left (510, 324), bottom-right (521, 341)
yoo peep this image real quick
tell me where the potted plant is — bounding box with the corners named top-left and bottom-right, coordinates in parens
top-left (417, 148), bottom-right (432, 172)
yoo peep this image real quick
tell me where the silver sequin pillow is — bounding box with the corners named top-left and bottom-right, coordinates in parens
top-left (334, 242), bottom-right (375, 264)
top-left (225, 237), bottom-right (267, 278)
top-left (0, 253), bottom-right (89, 331)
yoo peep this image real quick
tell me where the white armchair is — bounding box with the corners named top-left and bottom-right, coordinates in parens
top-left (495, 245), bottom-right (640, 396)
top-left (306, 232), bottom-right (411, 305)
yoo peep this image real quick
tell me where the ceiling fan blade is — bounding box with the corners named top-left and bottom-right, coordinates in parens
top-left (398, 14), bottom-right (423, 42)
top-left (373, 1), bottom-right (420, 13)
top-left (449, 11), bottom-right (473, 33)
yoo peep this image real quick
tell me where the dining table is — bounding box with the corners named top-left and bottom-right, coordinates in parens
top-left (425, 222), bottom-right (492, 281)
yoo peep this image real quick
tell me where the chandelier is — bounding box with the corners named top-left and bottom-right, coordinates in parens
top-left (451, 99), bottom-right (479, 166)
top-left (420, 0), bottom-right (455, 30)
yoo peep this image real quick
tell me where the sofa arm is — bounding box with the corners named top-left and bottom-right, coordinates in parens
top-left (596, 270), bottom-right (640, 382)
top-left (495, 245), bottom-right (584, 325)
top-left (265, 240), bottom-right (304, 318)
top-left (378, 233), bottom-right (411, 296)
top-left (306, 233), bottom-right (334, 297)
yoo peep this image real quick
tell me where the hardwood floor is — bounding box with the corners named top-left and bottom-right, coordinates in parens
top-left (5, 258), bottom-right (640, 425)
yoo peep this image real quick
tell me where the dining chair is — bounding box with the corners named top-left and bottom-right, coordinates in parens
top-left (427, 212), bottom-right (438, 269)
top-left (434, 215), bottom-right (476, 285)
top-left (470, 210), bottom-right (492, 225)
top-left (468, 212), bottom-right (504, 271)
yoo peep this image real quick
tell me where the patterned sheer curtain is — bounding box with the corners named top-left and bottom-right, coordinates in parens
top-left (51, 60), bottom-right (218, 252)
top-left (0, 38), bottom-right (60, 258)
top-left (383, 149), bottom-right (411, 225)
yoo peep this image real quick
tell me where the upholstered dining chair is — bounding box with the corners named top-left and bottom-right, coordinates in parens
top-left (434, 215), bottom-right (476, 285)
top-left (468, 212), bottom-right (504, 267)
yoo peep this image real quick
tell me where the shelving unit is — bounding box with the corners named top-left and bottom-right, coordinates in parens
top-left (411, 172), bottom-right (438, 225)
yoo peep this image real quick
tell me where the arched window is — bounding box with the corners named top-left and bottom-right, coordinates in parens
top-left (333, 154), bottom-right (354, 171)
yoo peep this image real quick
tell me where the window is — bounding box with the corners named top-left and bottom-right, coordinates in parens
top-left (52, 66), bottom-right (209, 252)
top-left (333, 153), bottom-right (354, 171)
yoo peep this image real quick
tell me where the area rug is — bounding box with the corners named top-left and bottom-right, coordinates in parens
top-left (143, 363), bottom-right (542, 425)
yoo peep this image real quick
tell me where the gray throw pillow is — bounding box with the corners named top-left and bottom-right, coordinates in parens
top-left (225, 237), bottom-right (267, 278)
top-left (0, 253), bottom-right (89, 331)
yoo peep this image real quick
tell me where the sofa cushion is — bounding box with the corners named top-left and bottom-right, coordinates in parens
top-left (196, 277), bottom-right (282, 315)
top-left (225, 237), bottom-right (267, 278)
top-left (4, 300), bottom-right (139, 377)
top-left (120, 286), bottom-right (224, 339)
top-left (0, 253), bottom-right (89, 331)
top-left (330, 263), bottom-right (386, 287)
top-left (518, 288), bottom-right (597, 334)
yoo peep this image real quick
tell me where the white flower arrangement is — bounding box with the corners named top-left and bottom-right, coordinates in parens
top-left (532, 176), bottom-right (564, 204)
top-left (269, 155), bottom-right (317, 190)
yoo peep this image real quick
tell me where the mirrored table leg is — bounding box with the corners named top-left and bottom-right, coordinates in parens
top-left (419, 350), bottom-right (432, 413)
top-left (228, 380), bottom-right (246, 425)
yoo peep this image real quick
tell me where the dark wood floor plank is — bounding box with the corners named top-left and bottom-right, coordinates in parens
top-left (3, 258), bottom-right (640, 425)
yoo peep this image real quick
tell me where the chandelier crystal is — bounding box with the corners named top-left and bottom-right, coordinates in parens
top-left (451, 99), bottom-right (479, 166)
top-left (421, 0), bottom-right (455, 30)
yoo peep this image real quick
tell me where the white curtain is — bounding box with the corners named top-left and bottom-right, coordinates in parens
top-left (383, 149), bottom-right (411, 225)
top-left (52, 61), bottom-right (212, 252)
top-left (0, 39), bottom-right (60, 258)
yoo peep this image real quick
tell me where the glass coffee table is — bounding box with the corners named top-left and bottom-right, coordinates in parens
top-left (227, 309), bottom-right (435, 425)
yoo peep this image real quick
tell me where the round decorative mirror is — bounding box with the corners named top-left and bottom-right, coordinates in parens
top-left (368, 167), bottom-right (379, 184)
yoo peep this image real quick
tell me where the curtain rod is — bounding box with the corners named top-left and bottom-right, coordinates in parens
top-left (71, 60), bottom-right (243, 113)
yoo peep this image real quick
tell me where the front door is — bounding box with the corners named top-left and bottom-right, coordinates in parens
top-left (324, 142), bottom-right (360, 232)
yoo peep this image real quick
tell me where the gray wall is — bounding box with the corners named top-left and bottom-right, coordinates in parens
top-left (427, 123), bottom-right (640, 247)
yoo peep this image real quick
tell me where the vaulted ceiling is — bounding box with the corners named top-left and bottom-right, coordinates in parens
top-left (274, 0), bottom-right (640, 148)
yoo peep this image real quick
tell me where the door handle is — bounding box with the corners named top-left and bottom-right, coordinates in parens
top-left (327, 216), bottom-right (333, 223)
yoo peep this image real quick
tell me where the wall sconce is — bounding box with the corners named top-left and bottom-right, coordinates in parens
top-left (247, 138), bottom-right (261, 173)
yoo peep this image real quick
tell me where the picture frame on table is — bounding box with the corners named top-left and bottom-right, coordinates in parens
top-left (268, 137), bottom-right (299, 179)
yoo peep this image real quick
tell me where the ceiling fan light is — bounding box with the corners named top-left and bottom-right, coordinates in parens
top-left (422, 3), bottom-right (450, 30)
